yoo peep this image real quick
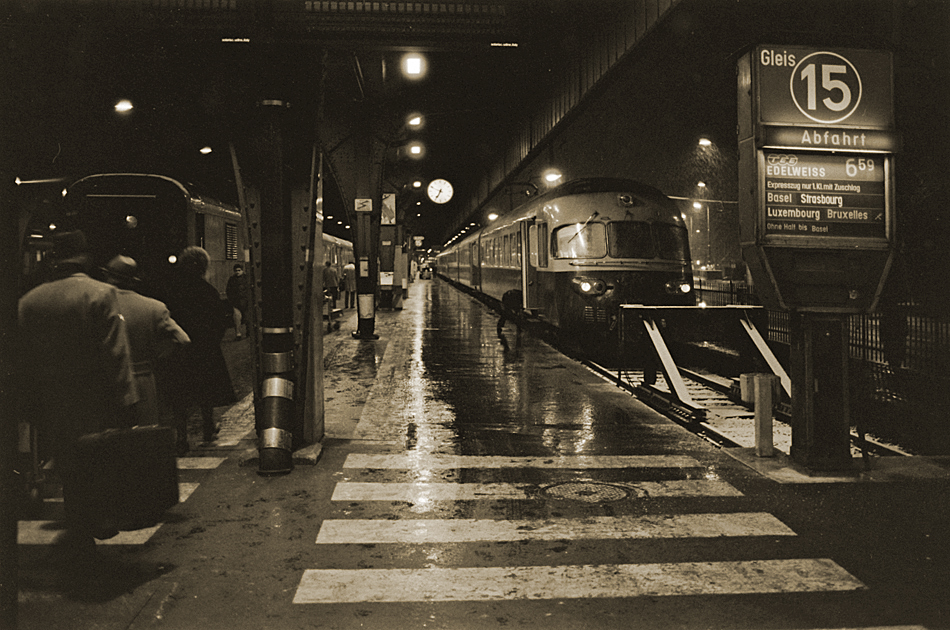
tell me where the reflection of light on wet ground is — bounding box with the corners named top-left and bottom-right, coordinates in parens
top-left (541, 403), bottom-right (595, 454)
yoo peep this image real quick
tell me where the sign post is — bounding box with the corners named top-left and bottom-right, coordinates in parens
top-left (738, 45), bottom-right (896, 469)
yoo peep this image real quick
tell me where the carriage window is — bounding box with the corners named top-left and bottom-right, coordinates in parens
top-left (553, 222), bottom-right (606, 258)
top-left (225, 222), bottom-right (239, 260)
top-left (512, 232), bottom-right (521, 268)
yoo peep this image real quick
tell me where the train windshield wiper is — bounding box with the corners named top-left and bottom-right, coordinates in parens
top-left (567, 211), bottom-right (600, 244)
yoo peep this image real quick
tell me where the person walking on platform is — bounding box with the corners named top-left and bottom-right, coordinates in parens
top-left (226, 263), bottom-right (249, 339)
top-left (342, 259), bottom-right (356, 309)
top-left (323, 260), bottom-right (340, 310)
top-left (162, 246), bottom-right (236, 453)
top-left (18, 230), bottom-right (139, 556)
top-left (496, 289), bottom-right (523, 337)
top-left (102, 255), bottom-right (190, 428)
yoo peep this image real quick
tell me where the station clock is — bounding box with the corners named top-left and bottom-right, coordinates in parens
top-left (427, 179), bottom-right (453, 204)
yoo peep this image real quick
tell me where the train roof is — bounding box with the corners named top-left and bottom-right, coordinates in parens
top-left (541, 177), bottom-right (670, 202)
top-left (323, 232), bottom-right (353, 248)
top-left (501, 177), bottom-right (675, 221)
top-left (67, 173), bottom-right (240, 216)
top-left (447, 178), bottom-right (677, 252)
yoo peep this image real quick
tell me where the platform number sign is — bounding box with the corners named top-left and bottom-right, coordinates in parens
top-left (756, 46), bottom-right (893, 129)
top-left (790, 52), bottom-right (862, 124)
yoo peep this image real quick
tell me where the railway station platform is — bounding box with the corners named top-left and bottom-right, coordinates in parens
top-left (14, 277), bottom-right (950, 630)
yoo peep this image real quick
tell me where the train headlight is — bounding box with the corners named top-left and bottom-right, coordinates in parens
top-left (571, 276), bottom-right (607, 296)
top-left (665, 280), bottom-right (692, 294)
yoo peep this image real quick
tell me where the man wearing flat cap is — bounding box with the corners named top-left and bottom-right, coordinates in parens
top-left (103, 255), bottom-right (190, 429)
top-left (18, 230), bottom-right (139, 555)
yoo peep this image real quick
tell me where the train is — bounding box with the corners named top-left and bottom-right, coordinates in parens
top-left (435, 177), bottom-right (694, 348)
top-left (54, 173), bottom-right (245, 298)
top-left (26, 173), bottom-right (353, 301)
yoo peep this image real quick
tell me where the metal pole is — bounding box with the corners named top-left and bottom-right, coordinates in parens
top-left (256, 99), bottom-right (295, 475)
top-left (352, 131), bottom-right (380, 340)
top-left (754, 373), bottom-right (777, 457)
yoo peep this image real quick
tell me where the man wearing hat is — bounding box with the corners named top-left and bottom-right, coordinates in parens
top-left (102, 255), bottom-right (190, 429)
top-left (18, 230), bottom-right (139, 555)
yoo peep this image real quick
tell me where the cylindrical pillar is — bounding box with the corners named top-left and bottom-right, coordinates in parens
top-left (352, 192), bottom-right (379, 340)
top-left (256, 99), bottom-right (295, 475)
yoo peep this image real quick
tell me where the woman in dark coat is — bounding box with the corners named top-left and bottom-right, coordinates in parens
top-left (163, 246), bottom-right (236, 453)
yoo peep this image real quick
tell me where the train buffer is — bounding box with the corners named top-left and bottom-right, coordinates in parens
top-left (619, 304), bottom-right (790, 423)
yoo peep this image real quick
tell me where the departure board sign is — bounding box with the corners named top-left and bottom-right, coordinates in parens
top-left (763, 152), bottom-right (886, 239)
top-left (737, 45), bottom-right (895, 312)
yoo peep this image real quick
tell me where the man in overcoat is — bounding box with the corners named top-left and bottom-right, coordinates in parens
top-left (18, 230), bottom-right (138, 556)
top-left (103, 255), bottom-right (190, 427)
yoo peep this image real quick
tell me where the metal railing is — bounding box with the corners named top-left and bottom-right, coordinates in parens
top-left (693, 278), bottom-right (950, 454)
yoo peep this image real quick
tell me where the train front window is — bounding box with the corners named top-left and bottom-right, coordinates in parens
top-left (608, 222), bottom-right (655, 258)
top-left (553, 222), bottom-right (606, 259)
top-left (608, 222), bottom-right (690, 261)
top-left (651, 223), bottom-right (690, 261)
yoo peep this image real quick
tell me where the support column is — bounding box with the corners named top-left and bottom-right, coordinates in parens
top-left (255, 99), bottom-right (296, 475)
top-left (789, 313), bottom-right (853, 471)
top-left (351, 130), bottom-right (381, 340)
top-left (0, 176), bottom-right (19, 630)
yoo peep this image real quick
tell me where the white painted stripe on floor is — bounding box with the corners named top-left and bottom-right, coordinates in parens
top-left (18, 521), bottom-right (65, 545)
top-left (331, 480), bottom-right (742, 502)
top-left (344, 454), bottom-right (702, 470)
top-left (178, 481), bottom-right (200, 502)
top-left (98, 524), bottom-right (162, 545)
top-left (177, 457), bottom-right (226, 470)
top-left (18, 482), bottom-right (200, 545)
top-left (316, 512), bottom-right (796, 544)
top-left (293, 558), bottom-right (866, 603)
top-left (332, 482), bottom-right (528, 501)
top-left (19, 520), bottom-right (163, 545)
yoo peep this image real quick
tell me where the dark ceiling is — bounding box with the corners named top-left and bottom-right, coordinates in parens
top-left (3, 1), bottom-right (626, 245)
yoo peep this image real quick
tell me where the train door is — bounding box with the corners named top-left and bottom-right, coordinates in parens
top-left (522, 220), bottom-right (539, 312)
top-left (471, 237), bottom-right (481, 291)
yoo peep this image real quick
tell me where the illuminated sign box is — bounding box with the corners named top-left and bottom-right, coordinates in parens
top-left (738, 45), bottom-right (896, 312)
top-left (760, 126), bottom-right (899, 153)
top-left (760, 151), bottom-right (887, 240)
top-left (756, 46), bottom-right (894, 128)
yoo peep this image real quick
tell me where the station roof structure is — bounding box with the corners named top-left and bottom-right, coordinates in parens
top-left (4, 0), bottom-right (629, 246)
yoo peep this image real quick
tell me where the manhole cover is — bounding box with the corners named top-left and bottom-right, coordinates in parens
top-left (543, 482), bottom-right (629, 503)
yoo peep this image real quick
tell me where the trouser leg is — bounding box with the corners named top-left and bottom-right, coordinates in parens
top-left (202, 406), bottom-right (218, 442)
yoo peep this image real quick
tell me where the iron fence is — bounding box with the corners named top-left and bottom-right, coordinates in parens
top-left (694, 278), bottom-right (950, 454)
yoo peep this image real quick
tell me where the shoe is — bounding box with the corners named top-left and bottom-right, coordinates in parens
top-left (235, 333), bottom-right (242, 340)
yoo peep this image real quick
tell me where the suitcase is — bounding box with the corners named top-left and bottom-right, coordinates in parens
top-left (69, 424), bottom-right (179, 533)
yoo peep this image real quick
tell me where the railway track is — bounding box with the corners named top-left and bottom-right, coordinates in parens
top-left (582, 358), bottom-right (911, 458)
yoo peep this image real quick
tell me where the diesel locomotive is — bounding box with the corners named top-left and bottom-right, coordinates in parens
top-left (436, 178), bottom-right (694, 347)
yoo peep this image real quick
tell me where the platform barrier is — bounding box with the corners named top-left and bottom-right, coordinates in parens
top-left (619, 305), bottom-right (789, 422)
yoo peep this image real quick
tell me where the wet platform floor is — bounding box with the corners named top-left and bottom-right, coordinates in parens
top-left (15, 278), bottom-right (950, 630)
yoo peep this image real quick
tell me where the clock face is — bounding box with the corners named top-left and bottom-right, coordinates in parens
top-left (427, 178), bottom-right (453, 204)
